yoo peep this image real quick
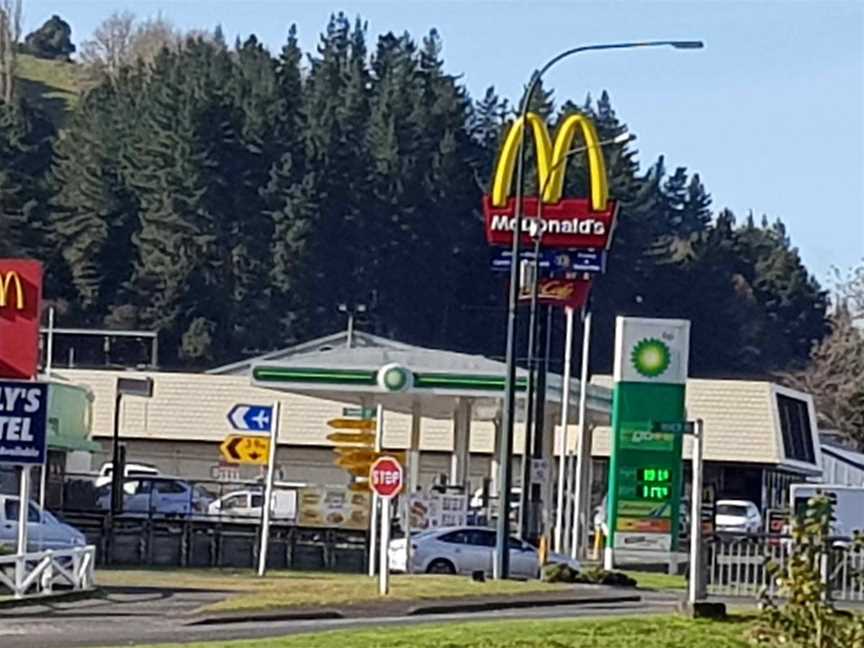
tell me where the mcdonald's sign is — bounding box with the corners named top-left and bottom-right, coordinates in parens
top-left (483, 112), bottom-right (619, 250)
top-left (518, 277), bottom-right (592, 310)
top-left (0, 259), bottom-right (42, 380)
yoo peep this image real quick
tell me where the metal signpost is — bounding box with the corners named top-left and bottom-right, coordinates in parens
top-left (368, 404), bottom-right (384, 577)
top-left (553, 306), bottom-right (575, 552)
top-left (257, 402), bottom-right (281, 577)
top-left (688, 419), bottom-right (706, 605)
top-left (571, 309), bottom-right (592, 560)
top-left (369, 455), bottom-right (404, 596)
top-left (224, 402), bottom-right (278, 576)
top-left (111, 377), bottom-right (154, 514)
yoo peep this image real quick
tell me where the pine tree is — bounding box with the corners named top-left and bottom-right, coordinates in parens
top-left (50, 79), bottom-right (138, 318)
top-left (0, 100), bottom-right (53, 261)
top-left (300, 13), bottom-right (375, 333)
top-left (123, 46), bottom-right (224, 361)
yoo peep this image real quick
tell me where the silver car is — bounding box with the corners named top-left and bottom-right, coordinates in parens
top-left (389, 526), bottom-right (579, 579)
top-left (0, 496), bottom-right (86, 551)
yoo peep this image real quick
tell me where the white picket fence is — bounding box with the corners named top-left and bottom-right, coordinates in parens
top-left (0, 546), bottom-right (96, 599)
top-left (708, 535), bottom-right (864, 601)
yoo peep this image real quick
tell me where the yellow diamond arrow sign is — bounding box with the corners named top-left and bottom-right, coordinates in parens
top-left (327, 418), bottom-right (376, 431)
top-left (326, 432), bottom-right (376, 447)
top-left (220, 434), bottom-right (270, 465)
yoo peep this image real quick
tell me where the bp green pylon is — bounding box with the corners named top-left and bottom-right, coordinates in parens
top-left (606, 317), bottom-right (691, 566)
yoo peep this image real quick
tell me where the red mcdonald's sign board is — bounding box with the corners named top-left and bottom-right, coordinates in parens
top-left (483, 112), bottom-right (619, 251)
top-left (518, 277), bottom-right (592, 310)
top-left (0, 259), bottom-right (43, 379)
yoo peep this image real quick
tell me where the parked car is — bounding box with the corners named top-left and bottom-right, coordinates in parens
top-left (208, 488), bottom-right (297, 521)
top-left (0, 496), bottom-right (86, 551)
top-left (715, 499), bottom-right (762, 534)
top-left (96, 478), bottom-right (213, 516)
top-left (388, 526), bottom-right (579, 579)
top-left (94, 462), bottom-right (161, 489)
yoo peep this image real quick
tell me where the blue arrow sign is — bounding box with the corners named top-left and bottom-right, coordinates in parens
top-left (490, 248), bottom-right (606, 274)
top-left (227, 404), bottom-right (273, 432)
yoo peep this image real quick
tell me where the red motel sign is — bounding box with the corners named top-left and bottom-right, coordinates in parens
top-left (369, 456), bottom-right (404, 499)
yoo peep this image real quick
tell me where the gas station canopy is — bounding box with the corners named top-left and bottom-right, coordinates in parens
top-left (251, 345), bottom-right (612, 424)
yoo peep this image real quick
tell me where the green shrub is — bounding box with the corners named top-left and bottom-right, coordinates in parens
top-left (542, 563), bottom-right (637, 587)
top-left (751, 494), bottom-right (864, 647)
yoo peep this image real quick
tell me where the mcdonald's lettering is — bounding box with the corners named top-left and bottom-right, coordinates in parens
top-left (0, 271), bottom-right (24, 310)
top-left (489, 213), bottom-right (607, 237)
top-left (483, 112), bottom-right (619, 250)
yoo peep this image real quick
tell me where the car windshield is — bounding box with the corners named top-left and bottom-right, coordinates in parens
top-left (717, 504), bottom-right (749, 517)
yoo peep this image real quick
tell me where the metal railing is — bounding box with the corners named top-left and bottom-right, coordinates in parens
top-left (707, 533), bottom-right (864, 601)
top-left (0, 546), bottom-right (96, 599)
top-left (49, 472), bottom-right (369, 571)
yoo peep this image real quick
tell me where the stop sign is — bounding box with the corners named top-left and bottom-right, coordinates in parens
top-left (369, 456), bottom-right (404, 499)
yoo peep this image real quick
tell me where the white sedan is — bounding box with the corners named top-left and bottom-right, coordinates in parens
top-left (715, 499), bottom-right (763, 534)
top-left (388, 526), bottom-right (579, 580)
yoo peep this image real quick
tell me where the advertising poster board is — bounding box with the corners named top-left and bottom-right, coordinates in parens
top-left (298, 486), bottom-right (371, 530)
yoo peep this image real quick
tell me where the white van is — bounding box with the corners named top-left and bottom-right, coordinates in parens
top-left (789, 484), bottom-right (864, 538)
top-left (208, 488), bottom-right (297, 521)
top-left (95, 462), bottom-right (161, 489)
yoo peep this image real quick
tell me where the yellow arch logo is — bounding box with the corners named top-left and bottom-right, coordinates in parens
top-left (491, 112), bottom-right (609, 211)
top-left (0, 271), bottom-right (24, 310)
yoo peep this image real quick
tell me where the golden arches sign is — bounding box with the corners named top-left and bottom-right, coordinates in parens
top-left (0, 271), bottom-right (24, 310)
top-left (490, 112), bottom-right (609, 210)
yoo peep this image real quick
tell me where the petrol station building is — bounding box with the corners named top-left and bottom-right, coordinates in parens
top-left (50, 330), bottom-right (823, 515)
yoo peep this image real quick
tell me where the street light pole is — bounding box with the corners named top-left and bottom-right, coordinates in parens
top-left (494, 39), bottom-right (703, 580)
top-left (339, 303), bottom-right (367, 349)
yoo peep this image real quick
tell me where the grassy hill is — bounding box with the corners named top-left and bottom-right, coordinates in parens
top-left (15, 53), bottom-right (85, 126)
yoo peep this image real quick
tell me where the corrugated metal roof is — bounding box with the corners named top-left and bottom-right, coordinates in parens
top-left (206, 331), bottom-right (419, 375)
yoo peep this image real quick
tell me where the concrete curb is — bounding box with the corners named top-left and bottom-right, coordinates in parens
top-left (408, 594), bottom-right (642, 615)
top-left (186, 609), bottom-right (343, 626)
top-left (184, 592), bottom-right (642, 626)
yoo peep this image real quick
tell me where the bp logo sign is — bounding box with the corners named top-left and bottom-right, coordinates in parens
top-left (630, 338), bottom-right (671, 378)
top-left (377, 363), bottom-right (413, 392)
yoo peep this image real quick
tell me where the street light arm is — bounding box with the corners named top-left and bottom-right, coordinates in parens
top-left (522, 40), bottom-right (702, 118)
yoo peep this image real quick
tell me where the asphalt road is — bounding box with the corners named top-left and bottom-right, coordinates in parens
top-left (0, 588), bottom-right (683, 648)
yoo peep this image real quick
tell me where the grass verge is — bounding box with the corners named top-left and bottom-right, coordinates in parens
top-left (623, 570), bottom-right (687, 591)
top-left (128, 614), bottom-right (755, 647)
top-left (16, 53), bottom-right (84, 125)
top-left (96, 569), bottom-right (566, 613)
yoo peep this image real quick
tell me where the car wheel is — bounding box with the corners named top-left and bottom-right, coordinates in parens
top-left (425, 558), bottom-right (456, 575)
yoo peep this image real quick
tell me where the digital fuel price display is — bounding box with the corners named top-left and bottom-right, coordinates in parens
top-left (636, 467), bottom-right (672, 501)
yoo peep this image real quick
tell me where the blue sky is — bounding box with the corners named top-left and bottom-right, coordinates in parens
top-left (28, 1), bottom-right (863, 283)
